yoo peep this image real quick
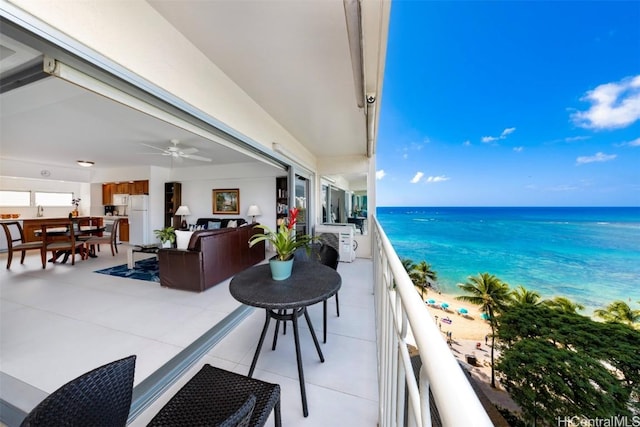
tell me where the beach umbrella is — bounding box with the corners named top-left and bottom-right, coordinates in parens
top-left (458, 308), bottom-right (468, 314)
top-left (480, 313), bottom-right (491, 320)
top-left (440, 302), bottom-right (449, 309)
top-left (427, 299), bottom-right (436, 305)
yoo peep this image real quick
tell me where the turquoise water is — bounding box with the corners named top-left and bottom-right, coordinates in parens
top-left (376, 207), bottom-right (640, 315)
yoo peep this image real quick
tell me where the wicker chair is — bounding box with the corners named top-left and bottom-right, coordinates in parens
top-left (147, 364), bottom-right (281, 427)
top-left (1, 221), bottom-right (43, 269)
top-left (292, 243), bottom-right (340, 343)
top-left (20, 355), bottom-right (136, 427)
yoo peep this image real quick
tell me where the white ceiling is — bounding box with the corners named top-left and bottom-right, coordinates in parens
top-left (0, 1), bottom-right (378, 171)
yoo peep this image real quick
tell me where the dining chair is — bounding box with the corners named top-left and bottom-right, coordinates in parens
top-left (148, 364), bottom-right (281, 427)
top-left (288, 243), bottom-right (340, 343)
top-left (1, 221), bottom-right (43, 269)
top-left (83, 218), bottom-right (119, 256)
top-left (20, 355), bottom-right (136, 427)
top-left (40, 222), bottom-right (86, 268)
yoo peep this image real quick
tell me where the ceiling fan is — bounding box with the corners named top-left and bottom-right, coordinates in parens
top-left (140, 139), bottom-right (212, 162)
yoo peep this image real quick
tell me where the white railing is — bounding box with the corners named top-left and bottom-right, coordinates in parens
top-left (372, 216), bottom-right (493, 426)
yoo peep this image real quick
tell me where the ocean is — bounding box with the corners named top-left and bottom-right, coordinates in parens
top-left (376, 206), bottom-right (640, 315)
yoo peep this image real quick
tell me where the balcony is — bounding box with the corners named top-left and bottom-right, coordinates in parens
top-left (0, 217), bottom-right (491, 426)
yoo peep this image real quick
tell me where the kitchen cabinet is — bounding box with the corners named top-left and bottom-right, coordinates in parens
top-left (164, 182), bottom-right (182, 228)
top-left (102, 183), bottom-right (115, 205)
top-left (130, 180), bottom-right (149, 195)
top-left (115, 182), bottom-right (130, 194)
top-left (119, 218), bottom-right (129, 241)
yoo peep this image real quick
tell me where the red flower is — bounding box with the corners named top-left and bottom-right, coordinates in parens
top-left (288, 207), bottom-right (299, 230)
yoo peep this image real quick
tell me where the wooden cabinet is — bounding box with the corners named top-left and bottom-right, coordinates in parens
top-left (276, 176), bottom-right (288, 226)
top-left (102, 180), bottom-right (148, 204)
top-left (102, 183), bottom-right (115, 205)
top-left (119, 218), bottom-right (129, 242)
top-left (130, 180), bottom-right (148, 195)
top-left (164, 182), bottom-right (182, 228)
top-left (115, 182), bottom-right (130, 194)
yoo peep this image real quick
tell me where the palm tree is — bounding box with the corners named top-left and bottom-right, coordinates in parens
top-left (594, 300), bottom-right (640, 329)
top-left (543, 296), bottom-right (584, 314)
top-left (510, 285), bottom-right (541, 306)
top-left (456, 273), bottom-right (511, 388)
top-left (400, 257), bottom-right (416, 273)
top-left (410, 261), bottom-right (437, 300)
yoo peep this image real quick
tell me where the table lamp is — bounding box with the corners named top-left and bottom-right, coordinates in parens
top-left (175, 205), bottom-right (191, 229)
top-left (246, 204), bottom-right (262, 223)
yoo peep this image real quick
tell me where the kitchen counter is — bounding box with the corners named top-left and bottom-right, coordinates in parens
top-left (21, 217), bottom-right (104, 243)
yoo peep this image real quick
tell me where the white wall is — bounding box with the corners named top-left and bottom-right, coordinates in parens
top-left (172, 162), bottom-right (283, 229)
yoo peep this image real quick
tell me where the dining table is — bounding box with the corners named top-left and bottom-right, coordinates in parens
top-left (35, 224), bottom-right (106, 262)
top-left (229, 261), bottom-right (341, 417)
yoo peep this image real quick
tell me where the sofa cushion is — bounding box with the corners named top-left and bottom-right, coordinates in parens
top-left (227, 220), bottom-right (238, 228)
top-left (208, 221), bottom-right (221, 230)
top-left (196, 218), bottom-right (247, 229)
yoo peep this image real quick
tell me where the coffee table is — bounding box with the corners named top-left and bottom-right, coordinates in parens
top-left (127, 244), bottom-right (159, 269)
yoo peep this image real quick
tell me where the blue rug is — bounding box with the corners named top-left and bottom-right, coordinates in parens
top-left (94, 257), bottom-right (160, 283)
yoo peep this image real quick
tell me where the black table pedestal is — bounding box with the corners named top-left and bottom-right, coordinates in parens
top-left (249, 307), bottom-right (324, 417)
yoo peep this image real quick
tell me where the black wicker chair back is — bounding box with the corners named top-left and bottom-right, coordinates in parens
top-left (20, 355), bottom-right (136, 427)
top-left (148, 364), bottom-right (281, 427)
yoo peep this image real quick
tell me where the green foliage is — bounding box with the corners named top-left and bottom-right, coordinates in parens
top-left (543, 296), bottom-right (585, 314)
top-left (594, 300), bottom-right (640, 328)
top-left (409, 260), bottom-right (437, 299)
top-left (456, 272), bottom-right (511, 388)
top-left (153, 226), bottom-right (175, 243)
top-left (249, 223), bottom-right (314, 261)
top-left (509, 285), bottom-right (541, 307)
top-left (496, 304), bottom-right (640, 424)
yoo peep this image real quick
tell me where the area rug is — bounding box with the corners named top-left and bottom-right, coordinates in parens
top-left (94, 257), bottom-right (160, 283)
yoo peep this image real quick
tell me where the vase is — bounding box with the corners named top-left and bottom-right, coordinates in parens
top-left (162, 240), bottom-right (172, 248)
top-left (269, 257), bottom-right (294, 281)
top-left (72, 209), bottom-right (79, 217)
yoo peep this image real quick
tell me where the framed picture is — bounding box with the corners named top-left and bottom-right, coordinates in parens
top-left (212, 189), bottom-right (240, 214)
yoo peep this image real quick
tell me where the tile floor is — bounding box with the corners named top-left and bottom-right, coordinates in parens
top-left (0, 245), bottom-right (378, 426)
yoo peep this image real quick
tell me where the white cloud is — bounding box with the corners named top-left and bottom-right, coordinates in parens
top-left (548, 184), bottom-right (579, 192)
top-left (410, 172), bottom-right (424, 183)
top-left (576, 152), bottom-right (617, 165)
top-left (425, 175), bottom-right (450, 183)
top-left (627, 137), bottom-right (640, 147)
top-left (572, 75), bottom-right (640, 129)
top-left (376, 170), bottom-right (386, 180)
top-left (482, 127), bottom-right (516, 143)
top-left (513, 146), bottom-right (524, 152)
top-left (501, 127), bottom-right (516, 137)
top-left (565, 136), bottom-right (591, 143)
top-left (463, 140), bottom-right (471, 146)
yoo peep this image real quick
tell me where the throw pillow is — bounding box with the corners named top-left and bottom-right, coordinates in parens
top-left (208, 221), bottom-right (221, 230)
top-left (175, 230), bottom-right (194, 250)
top-left (227, 220), bottom-right (238, 228)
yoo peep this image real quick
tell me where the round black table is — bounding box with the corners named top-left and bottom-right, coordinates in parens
top-left (230, 262), bottom-right (341, 417)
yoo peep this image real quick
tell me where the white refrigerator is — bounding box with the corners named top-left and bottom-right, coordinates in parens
top-left (128, 195), bottom-right (149, 245)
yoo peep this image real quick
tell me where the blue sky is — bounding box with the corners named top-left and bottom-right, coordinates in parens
top-left (376, 1), bottom-right (640, 207)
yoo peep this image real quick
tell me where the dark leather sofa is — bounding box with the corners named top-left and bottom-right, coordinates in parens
top-left (157, 221), bottom-right (264, 292)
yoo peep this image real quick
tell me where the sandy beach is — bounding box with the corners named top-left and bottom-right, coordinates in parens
top-left (417, 287), bottom-right (492, 342)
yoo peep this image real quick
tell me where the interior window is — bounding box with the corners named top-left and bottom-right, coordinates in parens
top-left (0, 190), bottom-right (31, 206)
top-left (34, 191), bottom-right (73, 207)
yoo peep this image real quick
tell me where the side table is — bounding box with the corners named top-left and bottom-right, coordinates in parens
top-left (127, 244), bottom-right (159, 269)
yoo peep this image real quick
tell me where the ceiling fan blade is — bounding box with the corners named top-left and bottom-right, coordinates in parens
top-left (180, 147), bottom-right (198, 155)
top-left (183, 154), bottom-right (212, 162)
top-left (140, 143), bottom-right (168, 153)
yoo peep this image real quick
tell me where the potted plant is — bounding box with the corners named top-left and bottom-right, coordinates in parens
top-left (154, 226), bottom-right (176, 248)
top-left (71, 198), bottom-right (81, 217)
top-left (249, 207), bottom-right (314, 280)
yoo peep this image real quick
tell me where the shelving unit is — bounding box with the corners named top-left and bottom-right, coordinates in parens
top-left (164, 182), bottom-right (182, 228)
top-left (276, 176), bottom-right (288, 226)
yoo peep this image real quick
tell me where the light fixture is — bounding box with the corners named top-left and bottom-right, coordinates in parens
top-left (175, 205), bottom-right (191, 229)
top-left (76, 160), bottom-right (95, 167)
top-left (246, 205), bottom-right (262, 224)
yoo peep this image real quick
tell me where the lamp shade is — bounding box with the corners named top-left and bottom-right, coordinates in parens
top-left (175, 206), bottom-right (191, 216)
top-left (246, 205), bottom-right (262, 217)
